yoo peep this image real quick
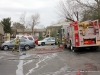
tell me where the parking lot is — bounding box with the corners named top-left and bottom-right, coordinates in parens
top-left (0, 45), bottom-right (100, 75)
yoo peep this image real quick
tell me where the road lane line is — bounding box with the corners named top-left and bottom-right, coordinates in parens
top-left (26, 53), bottom-right (57, 75)
top-left (16, 54), bottom-right (33, 75)
top-left (23, 60), bottom-right (33, 65)
top-left (36, 53), bottom-right (73, 75)
top-left (16, 56), bottom-right (24, 75)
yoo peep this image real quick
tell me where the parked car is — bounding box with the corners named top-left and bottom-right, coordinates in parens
top-left (1, 38), bottom-right (35, 50)
top-left (21, 36), bottom-right (39, 45)
top-left (38, 37), bottom-right (55, 46)
top-left (21, 36), bottom-right (35, 41)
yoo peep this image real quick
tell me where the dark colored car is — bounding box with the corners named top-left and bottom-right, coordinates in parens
top-left (1, 38), bottom-right (35, 50)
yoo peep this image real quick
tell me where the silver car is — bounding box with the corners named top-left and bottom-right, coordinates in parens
top-left (1, 38), bottom-right (35, 50)
top-left (38, 37), bottom-right (55, 46)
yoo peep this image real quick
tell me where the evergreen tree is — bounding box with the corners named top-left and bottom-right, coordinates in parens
top-left (1, 18), bottom-right (12, 34)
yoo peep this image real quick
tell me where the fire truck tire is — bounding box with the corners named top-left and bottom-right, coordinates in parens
top-left (72, 47), bottom-right (77, 52)
top-left (70, 42), bottom-right (77, 52)
top-left (70, 42), bottom-right (74, 51)
top-left (70, 45), bottom-right (73, 51)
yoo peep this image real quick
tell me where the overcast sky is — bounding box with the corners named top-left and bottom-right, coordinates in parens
top-left (0, 0), bottom-right (60, 28)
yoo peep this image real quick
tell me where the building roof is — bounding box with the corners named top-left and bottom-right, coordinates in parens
top-left (17, 28), bottom-right (46, 33)
top-left (47, 22), bottom-right (71, 28)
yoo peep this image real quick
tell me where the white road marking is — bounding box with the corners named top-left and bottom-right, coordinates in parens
top-left (33, 55), bottom-right (50, 72)
top-left (16, 52), bottom-right (71, 75)
top-left (52, 66), bottom-right (70, 75)
top-left (23, 54), bottom-right (40, 66)
top-left (38, 53), bottom-right (75, 75)
top-left (16, 56), bottom-right (24, 75)
top-left (16, 54), bottom-right (33, 75)
top-left (26, 53), bottom-right (57, 75)
top-left (23, 60), bottom-right (33, 65)
top-left (56, 54), bottom-right (67, 65)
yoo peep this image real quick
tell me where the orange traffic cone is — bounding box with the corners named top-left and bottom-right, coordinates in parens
top-left (76, 71), bottom-right (81, 75)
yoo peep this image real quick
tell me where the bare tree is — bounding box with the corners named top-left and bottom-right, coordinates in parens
top-left (30, 13), bottom-right (40, 35)
top-left (20, 12), bottom-right (26, 34)
top-left (56, 0), bottom-right (100, 22)
top-left (75, 0), bottom-right (100, 21)
top-left (56, 0), bottom-right (80, 22)
top-left (12, 22), bottom-right (25, 29)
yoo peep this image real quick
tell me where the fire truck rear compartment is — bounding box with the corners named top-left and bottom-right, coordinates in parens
top-left (78, 36), bottom-right (100, 48)
top-left (83, 38), bottom-right (96, 45)
top-left (77, 38), bottom-right (99, 50)
top-left (75, 37), bottom-right (99, 50)
top-left (79, 35), bottom-right (100, 47)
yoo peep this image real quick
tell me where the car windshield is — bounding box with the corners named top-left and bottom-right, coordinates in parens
top-left (42, 38), bottom-right (49, 41)
top-left (10, 39), bottom-right (15, 43)
top-left (28, 37), bottom-right (33, 40)
top-left (51, 37), bottom-right (55, 40)
top-left (21, 37), bottom-right (27, 39)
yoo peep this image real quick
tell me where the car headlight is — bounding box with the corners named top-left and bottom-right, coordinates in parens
top-left (38, 41), bottom-right (41, 44)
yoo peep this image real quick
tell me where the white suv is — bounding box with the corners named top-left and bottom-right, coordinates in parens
top-left (21, 36), bottom-right (35, 42)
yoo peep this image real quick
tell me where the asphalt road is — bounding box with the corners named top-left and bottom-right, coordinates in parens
top-left (0, 45), bottom-right (100, 75)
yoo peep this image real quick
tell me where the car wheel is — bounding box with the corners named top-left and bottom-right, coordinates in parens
top-left (51, 43), bottom-right (54, 45)
top-left (55, 42), bottom-right (57, 45)
top-left (3, 45), bottom-right (9, 50)
top-left (24, 45), bottom-right (30, 50)
top-left (41, 42), bottom-right (45, 46)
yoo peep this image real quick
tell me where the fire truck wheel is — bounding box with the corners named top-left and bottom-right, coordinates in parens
top-left (70, 43), bottom-right (76, 52)
top-left (71, 47), bottom-right (77, 52)
top-left (70, 43), bottom-right (74, 52)
top-left (70, 45), bottom-right (73, 50)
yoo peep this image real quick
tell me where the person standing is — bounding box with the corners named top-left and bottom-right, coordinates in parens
top-left (12, 36), bottom-right (20, 52)
top-left (62, 35), bottom-right (66, 50)
top-left (56, 35), bottom-right (60, 48)
top-left (35, 38), bottom-right (38, 45)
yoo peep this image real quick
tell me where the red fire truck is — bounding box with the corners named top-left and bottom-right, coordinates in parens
top-left (66, 20), bottom-right (100, 52)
